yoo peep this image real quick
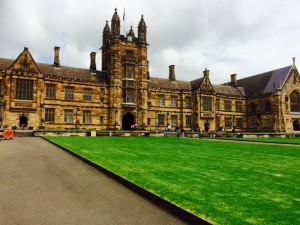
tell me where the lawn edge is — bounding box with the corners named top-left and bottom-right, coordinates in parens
top-left (42, 137), bottom-right (211, 225)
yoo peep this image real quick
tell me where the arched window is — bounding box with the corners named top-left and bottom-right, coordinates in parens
top-left (290, 91), bottom-right (300, 112)
top-left (265, 101), bottom-right (271, 113)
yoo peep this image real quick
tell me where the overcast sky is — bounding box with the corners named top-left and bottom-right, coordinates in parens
top-left (0, 0), bottom-right (299, 84)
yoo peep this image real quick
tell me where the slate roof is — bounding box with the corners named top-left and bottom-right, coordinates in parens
top-left (38, 63), bottom-right (109, 83)
top-left (0, 58), bottom-right (14, 70)
top-left (236, 65), bottom-right (292, 96)
top-left (148, 77), bottom-right (191, 90)
top-left (0, 58), bottom-right (109, 83)
top-left (213, 84), bottom-right (245, 97)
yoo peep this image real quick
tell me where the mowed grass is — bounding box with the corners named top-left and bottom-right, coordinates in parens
top-left (45, 136), bottom-right (300, 225)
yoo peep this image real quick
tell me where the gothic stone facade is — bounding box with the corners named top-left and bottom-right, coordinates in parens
top-left (0, 9), bottom-right (300, 132)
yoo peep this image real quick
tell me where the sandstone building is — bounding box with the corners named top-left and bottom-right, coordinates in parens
top-left (0, 9), bottom-right (299, 132)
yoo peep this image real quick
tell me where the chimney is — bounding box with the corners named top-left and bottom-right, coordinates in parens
top-left (169, 65), bottom-right (176, 81)
top-left (293, 57), bottom-right (296, 68)
top-left (231, 74), bottom-right (237, 87)
top-left (54, 46), bottom-right (60, 67)
top-left (203, 68), bottom-right (209, 78)
top-left (90, 52), bottom-right (96, 72)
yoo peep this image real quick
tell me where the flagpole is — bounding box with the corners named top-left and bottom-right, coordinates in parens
top-left (123, 7), bottom-right (126, 36)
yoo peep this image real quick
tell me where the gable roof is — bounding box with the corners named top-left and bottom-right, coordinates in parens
top-left (190, 77), bottom-right (204, 92)
top-left (8, 48), bottom-right (42, 74)
top-left (148, 77), bottom-right (191, 90)
top-left (236, 65), bottom-right (292, 96)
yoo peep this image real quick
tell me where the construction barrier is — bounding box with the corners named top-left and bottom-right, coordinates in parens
top-left (3, 129), bottom-right (14, 139)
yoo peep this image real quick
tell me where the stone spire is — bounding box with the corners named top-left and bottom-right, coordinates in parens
top-left (127, 26), bottom-right (136, 41)
top-left (102, 20), bottom-right (110, 47)
top-left (138, 15), bottom-right (147, 43)
top-left (111, 8), bottom-right (120, 39)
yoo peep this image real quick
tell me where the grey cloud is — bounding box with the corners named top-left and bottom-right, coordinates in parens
top-left (0, 0), bottom-right (299, 84)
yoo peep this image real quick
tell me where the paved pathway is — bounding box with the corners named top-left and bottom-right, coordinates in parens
top-left (202, 137), bottom-right (300, 147)
top-left (0, 138), bottom-right (187, 225)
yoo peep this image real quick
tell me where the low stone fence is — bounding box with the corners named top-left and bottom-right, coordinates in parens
top-left (34, 130), bottom-right (87, 137)
top-left (24, 130), bottom-right (300, 139)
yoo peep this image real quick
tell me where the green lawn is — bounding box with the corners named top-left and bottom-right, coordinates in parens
top-left (45, 136), bottom-right (300, 225)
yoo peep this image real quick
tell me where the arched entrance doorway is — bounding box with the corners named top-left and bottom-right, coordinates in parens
top-left (122, 113), bottom-right (135, 130)
top-left (293, 119), bottom-right (300, 131)
top-left (19, 115), bottom-right (28, 128)
top-left (204, 122), bottom-right (210, 132)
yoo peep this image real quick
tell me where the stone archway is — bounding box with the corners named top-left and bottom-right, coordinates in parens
top-left (19, 115), bottom-right (28, 128)
top-left (122, 113), bottom-right (135, 130)
top-left (293, 119), bottom-right (300, 131)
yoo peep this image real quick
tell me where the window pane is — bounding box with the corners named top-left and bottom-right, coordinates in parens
top-left (216, 99), bottom-right (220, 111)
top-left (45, 109), bottom-right (55, 123)
top-left (186, 97), bottom-right (191, 108)
top-left (265, 101), bottom-right (271, 113)
top-left (46, 84), bottom-right (56, 99)
top-left (83, 89), bottom-right (92, 101)
top-left (171, 97), bottom-right (177, 107)
top-left (236, 118), bottom-right (243, 128)
top-left (225, 100), bottom-right (231, 112)
top-left (16, 79), bottom-right (33, 100)
top-left (65, 87), bottom-right (74, 100)
top-left (157, 96), bottom-right (165, 107)
top-left (290, 91), bottom-right (300, 112)
top-left (236, 101), bottom-right (242, 112)
top-left (186, 115), bottom-right (191, 127)
top-left (64, 110), bottom-right (73, 123)
top-left (158, 115), bottom-right (165, 126)
top-left (225, 118), bottom-right (232, 128)
top-left (203, 96), bottom-right (212, 111)
top-left (100, 116), bottom-right (104, 125)
top-left (83, 111), bottom-right (91, 123)
top-left (171, 115), bottom-right (177, 127)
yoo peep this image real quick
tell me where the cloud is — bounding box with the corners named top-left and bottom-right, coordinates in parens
top-left (0, 0), bottom-right (299, 84)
